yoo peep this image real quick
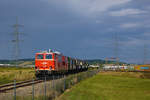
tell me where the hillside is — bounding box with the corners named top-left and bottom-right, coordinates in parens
top-left (86, 59), bottom-right (126, 65)
top-left (0, 59), bottom-right (127, 67)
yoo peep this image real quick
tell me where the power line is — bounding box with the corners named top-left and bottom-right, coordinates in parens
top-left (113, 33), bottom-right (119, 65)
top-left (11, 17), bottom-right (24, 67)
top-left (105, 33), bottom-right (119, 66)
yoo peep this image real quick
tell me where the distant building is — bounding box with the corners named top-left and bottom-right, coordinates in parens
top-left (103, 64), bottom-right (134, 71)
top-left (89, 65), bottom-right (99, 68)
top-left (0, 64), bottom-right (13, 67)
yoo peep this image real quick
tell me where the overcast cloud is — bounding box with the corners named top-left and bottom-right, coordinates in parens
top-left (0, 0), bottom-right (150, 64)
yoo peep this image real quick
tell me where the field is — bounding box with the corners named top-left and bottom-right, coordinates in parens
top-left (0, 67), bottom-right (35, 85)
top-left (57, 72), bottom-right (150, 100)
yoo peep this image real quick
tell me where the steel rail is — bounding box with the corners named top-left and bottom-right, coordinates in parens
top-left (0, 79), bottom-right (43, 93)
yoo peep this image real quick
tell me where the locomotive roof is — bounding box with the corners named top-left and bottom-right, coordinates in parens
top-left (36, 51), bottom-right (63, 55)
top-left (36, 49), bottom-right (62, 55)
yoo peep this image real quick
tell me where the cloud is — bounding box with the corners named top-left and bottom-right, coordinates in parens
top-left (123, 37), bottom-right (143, 46)
top-left (110, 8), bottom-right (147, 16)
top-left (120, 23), bottom-right (141, 28)
top-left (121, 35), bottom-right (150, 48)
top-left (0, 0), bottom-right (150, 63)
top-left (45, 0), bottom-right (131, 17)
top-left (81, 37), bottom-right (112, 48)
top-left (143, 32), bottom-right (150, 37)
top-left (95, 20), bottom-right (102, 23)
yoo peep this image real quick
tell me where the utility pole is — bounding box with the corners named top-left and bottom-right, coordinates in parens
top-left (12, 17), bottom-right (24, 67)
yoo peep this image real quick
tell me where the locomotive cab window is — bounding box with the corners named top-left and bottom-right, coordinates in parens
top-left (46, 54), bottom-right (52, 59)
top-left (37, 54), bottom-right (44, 59)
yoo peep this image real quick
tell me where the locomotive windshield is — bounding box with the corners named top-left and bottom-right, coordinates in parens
top-left (46, 54), bottom-right (52, 59)
top-left (36, 54), bottom-right (44, 59)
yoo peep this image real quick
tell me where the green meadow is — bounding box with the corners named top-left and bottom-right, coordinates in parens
top-left (0, 67), bottom-right (35, 85)
top-left (57, 72), bottom-right (150, 100)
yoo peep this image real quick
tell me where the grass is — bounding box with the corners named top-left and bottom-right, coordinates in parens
top-left (0, 67), bottom-right (35, 85)
top-left (18, 61), bottom-right (34, 66)
top-left (57, 72), bottom-right (150, 100)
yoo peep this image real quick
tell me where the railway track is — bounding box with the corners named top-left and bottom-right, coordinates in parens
top-left (0, 72), bottom-right (86, 93)
top-left (0, 79), bottom-right (43, 93)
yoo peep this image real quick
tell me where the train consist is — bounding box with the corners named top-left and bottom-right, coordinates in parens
top-left (35, 50), bottom-right (89, 76)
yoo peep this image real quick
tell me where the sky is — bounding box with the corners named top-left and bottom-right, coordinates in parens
top-left (0, 0), bottom-right (150, 64)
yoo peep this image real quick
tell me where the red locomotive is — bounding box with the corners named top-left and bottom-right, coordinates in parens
top-left (35, 50), bottom-right (88, 76)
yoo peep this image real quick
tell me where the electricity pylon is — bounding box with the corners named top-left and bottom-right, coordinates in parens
top-left (11, 17), bottom-right (24, 67)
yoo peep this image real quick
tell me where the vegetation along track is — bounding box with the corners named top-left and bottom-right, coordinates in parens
top-left (0, 79), bottom-right (43, 93)
top-left (0, 74), bottom-right (67, 93)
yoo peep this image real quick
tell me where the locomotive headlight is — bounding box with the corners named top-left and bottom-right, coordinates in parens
top-left (42, 62), bottom-right (48, 65)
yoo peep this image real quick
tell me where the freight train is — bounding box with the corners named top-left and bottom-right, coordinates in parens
top-left (35, 50), bottom-right (89, 76)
